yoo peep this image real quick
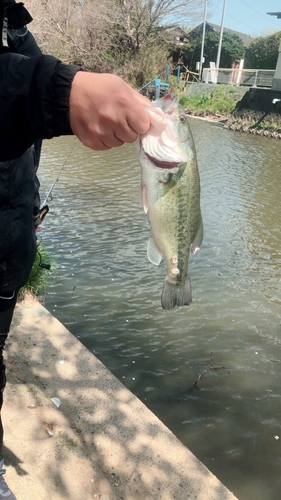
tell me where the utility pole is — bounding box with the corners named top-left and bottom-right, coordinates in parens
top-left (216, 0), bottom-right (227, 69)
top-left (199, 0), bottom-right (208, 80)
top-left (268, 12), bottom-right (281, 89)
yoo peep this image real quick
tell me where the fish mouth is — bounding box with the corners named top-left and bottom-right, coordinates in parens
top-left (145, 152), bottom-right (181, 169)
top-left (140, 122), bottom-right (188, 168)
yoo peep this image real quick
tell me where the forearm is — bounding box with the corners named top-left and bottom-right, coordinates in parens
top-left (0, 53), bottom-right (81, 161)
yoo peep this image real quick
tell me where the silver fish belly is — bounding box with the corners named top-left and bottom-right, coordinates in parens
top-left (139, 94), bottom-right (203, 310)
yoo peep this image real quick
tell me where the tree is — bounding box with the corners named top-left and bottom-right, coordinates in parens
top-left (108, 0), bottom-right (203, 54)
top-left (25, 0), bottom-right (204, 86)
top-left (182, 30), bottom-right (245, 71)
top-left (25, 0), bottom-right (110, 69)
top-left (245, 32), bottom-right (281, 69)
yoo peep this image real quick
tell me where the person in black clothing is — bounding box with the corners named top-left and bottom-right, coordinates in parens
top-left (0, 1), bottom-right (151, 498)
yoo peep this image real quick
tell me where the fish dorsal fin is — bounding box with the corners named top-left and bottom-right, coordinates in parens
top-left (147, 236), bottom-right (163, 265)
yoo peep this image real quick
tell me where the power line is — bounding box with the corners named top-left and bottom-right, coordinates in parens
top-left (209, 0), bottom-right (255, 32)
top-left (208, 0), bottom-right (280, 34)
top-left (208, 0), bottom-right (223, 19)
top-left (238, 0), bottom-right (280, 29)
top-left (225, 12), bottom-right (266, 33)
top-left (211, 0), bottom-right (222, 11)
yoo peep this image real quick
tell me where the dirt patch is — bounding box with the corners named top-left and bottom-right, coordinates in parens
top-left (186, 111), bottom-right (228, 124)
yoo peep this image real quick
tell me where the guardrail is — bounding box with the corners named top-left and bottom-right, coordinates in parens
top-left (202, 68), bottom-right (275, 88)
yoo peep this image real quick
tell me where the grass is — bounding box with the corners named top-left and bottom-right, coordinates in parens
top-left (179, 85), bottom-right (240, 116)
top-left (63, 438), bottom-right (79, 449)
top-left (18, 243), bottom-right (55, 300)
top-left (250, 120), bottom-right (281, 133)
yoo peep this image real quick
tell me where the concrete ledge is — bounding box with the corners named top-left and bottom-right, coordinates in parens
top-left (3, 297), bottom-right (238, 499)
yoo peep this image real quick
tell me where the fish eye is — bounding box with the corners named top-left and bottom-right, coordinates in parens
top-left (180, 114), bottom-right (187, 123)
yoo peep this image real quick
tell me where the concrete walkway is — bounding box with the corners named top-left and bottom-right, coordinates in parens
top-left (2, 297), bottom-right (238, 500)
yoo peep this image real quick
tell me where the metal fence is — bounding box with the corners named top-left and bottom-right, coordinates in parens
top-left (202, 68), bottom-right (275, 88)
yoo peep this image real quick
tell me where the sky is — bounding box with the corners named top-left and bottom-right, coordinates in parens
top-left (202, 0), bottom-right (281, 37)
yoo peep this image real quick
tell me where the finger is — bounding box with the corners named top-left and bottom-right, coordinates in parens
top-left (146, 107), bottom-right (167, 132)
top-left (90, 141), bottom-right (111, 151)
top-left (88, 134), bottom-right (124, 150)
top-left (114, 126), bottom-right (138, 144)
top-left (102, 139), bottom-right (125, 148)
top-left (101, 142), bottom-right (112, 150)
top-left (125, 107), bottom-right (151, 135)
top-left (101, 134), bottom-right (124, 148)
top-left (81, 136), bottom-right (112, 151)
top-left (113, 133), bottom-right (125, 146)
top-left (134, 92), bottom-right (152, 107)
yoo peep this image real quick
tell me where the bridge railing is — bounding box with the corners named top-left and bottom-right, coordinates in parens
top-left (202, 68), bottom-right (275, 88)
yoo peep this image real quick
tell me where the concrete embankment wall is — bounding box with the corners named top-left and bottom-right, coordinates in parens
top-left (225, 87), bottom-right (281, 138)
top-left (4, 297), bottom-right (238, 500)
top-left (184, 82), bottom-right (281, 138)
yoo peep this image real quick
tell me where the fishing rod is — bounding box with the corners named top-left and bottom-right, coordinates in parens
top-left (37, 147), bottom-right (74, 269)
top-left (41, 146), bottom-right (74, 209)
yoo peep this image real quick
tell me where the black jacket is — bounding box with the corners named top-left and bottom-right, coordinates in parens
top-left (0, 0), bottom-right (81, 292)
top-left (0, 52), bottom-right (80, 162)
top-left (0, 0), bottom-right (81, 161)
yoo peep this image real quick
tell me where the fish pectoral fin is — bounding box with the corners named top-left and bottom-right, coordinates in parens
top-left (190, 217), bottom-right (203, 254)
top-left (147, 236), bottom-right (163, 265)
top-left (139, 185), bottom-right (148, 214)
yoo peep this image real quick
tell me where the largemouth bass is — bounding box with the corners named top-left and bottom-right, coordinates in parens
top-left (139, 94), bottom-right (203, 310)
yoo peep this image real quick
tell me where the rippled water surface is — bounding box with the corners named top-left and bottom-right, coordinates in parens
top-left (38, 120), bottom-right (281, 500)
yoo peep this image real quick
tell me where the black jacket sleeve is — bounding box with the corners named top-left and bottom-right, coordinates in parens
top-left (0, 52), bottom-right (81, 161)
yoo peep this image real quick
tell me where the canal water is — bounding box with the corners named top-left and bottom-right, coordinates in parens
top-left (38, 119), bottom-right (281, 500)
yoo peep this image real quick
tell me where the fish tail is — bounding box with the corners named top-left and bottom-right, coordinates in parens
top-left (161, 278), bottom-right (192, 310)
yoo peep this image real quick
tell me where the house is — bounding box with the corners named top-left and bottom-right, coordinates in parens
top-left (167, 23), bottom-right (251, 72)
top-left (165, 27), bottom-right (190, 71)
top-left (188, 22), bottom-right (252, 49)
top-left (167, 23), bottom-right (252, 78)
top-left (181, 22), bottom-right (252, 74)
top-left (166, 27), bottom-right (189, 46)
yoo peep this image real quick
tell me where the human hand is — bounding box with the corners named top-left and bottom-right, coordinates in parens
top-left (69, 72), bottom-right (152, 150)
